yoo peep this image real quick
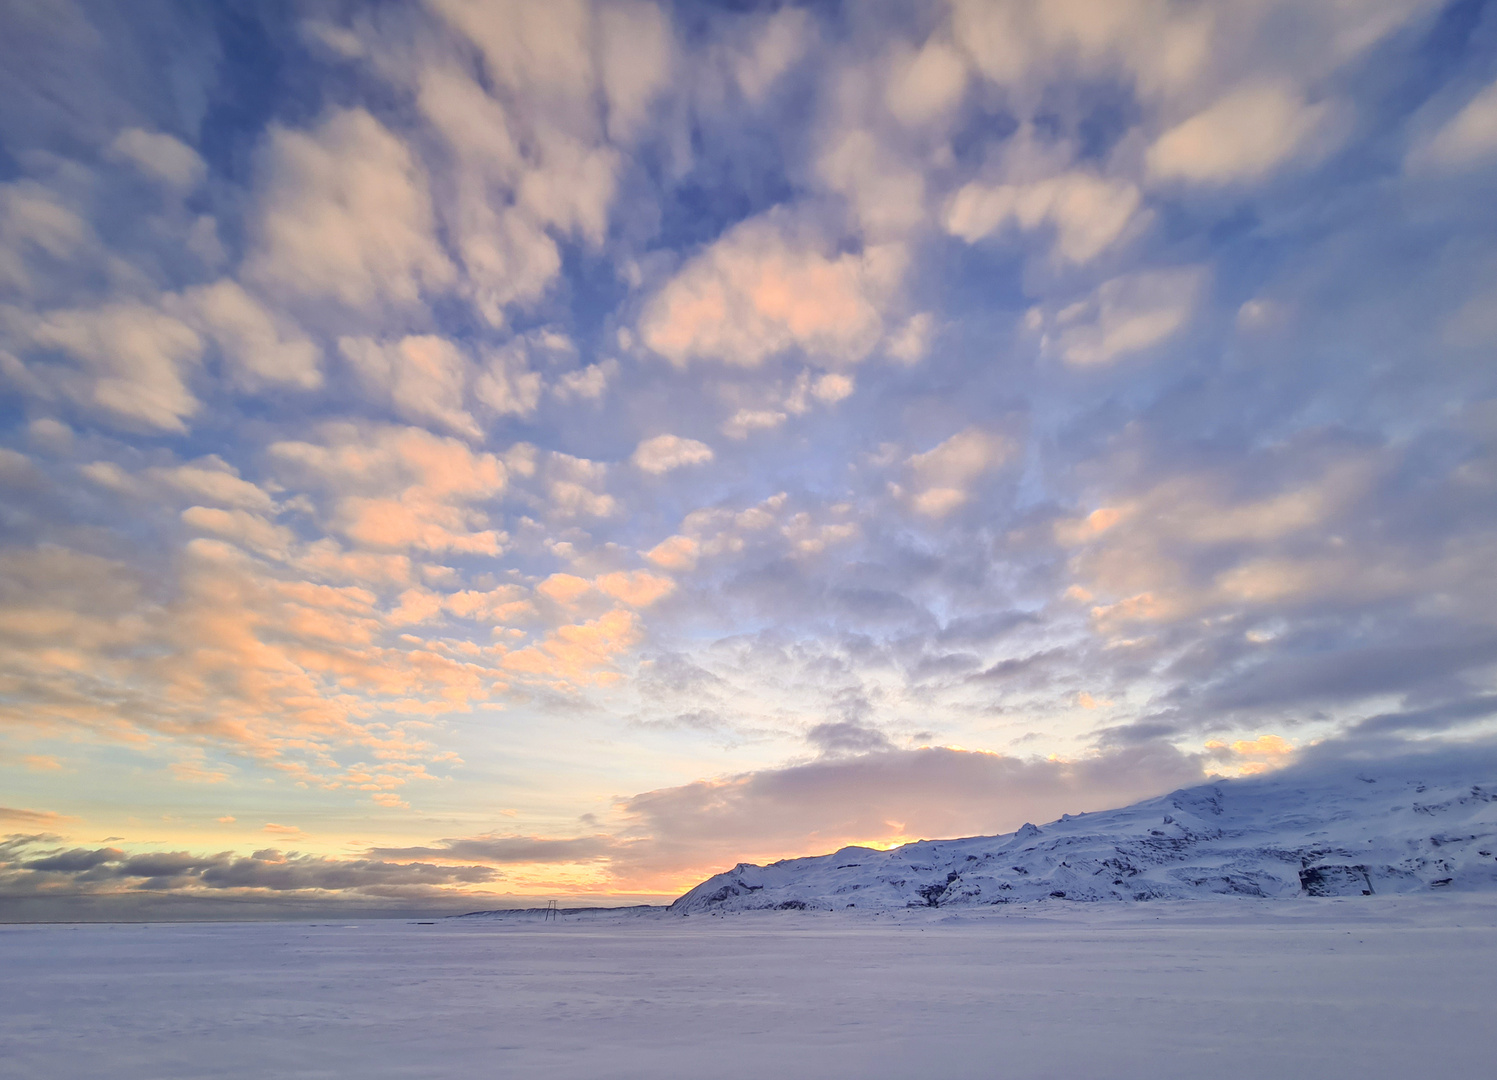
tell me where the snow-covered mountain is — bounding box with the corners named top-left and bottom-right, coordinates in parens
top-left (671, 752), bottom-right (1497, 913)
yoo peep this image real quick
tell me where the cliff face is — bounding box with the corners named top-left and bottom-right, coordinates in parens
top-left (670, 755), bottom-right (1497, 913)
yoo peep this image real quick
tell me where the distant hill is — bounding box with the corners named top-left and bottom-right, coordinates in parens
top-left (671, 751), bottom-right (1497, 913)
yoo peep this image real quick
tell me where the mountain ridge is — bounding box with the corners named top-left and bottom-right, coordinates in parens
top-left (669, 750), bottom-right (1497, 913)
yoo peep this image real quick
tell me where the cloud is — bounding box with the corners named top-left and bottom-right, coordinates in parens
top-left (721, 408), bottom-right (788, 439)
top-left (369, 834), bottom-right (616, 864)
top-left (1059, 455), bottom-right (1384, 632)
top-left (817, 129), bottom-right (928, 241)
top-left (544, 452), bottom-right (618, 519)
top-left (1146, 82), bottom-right (1333, 185)
top-left (412, 1), bottom-right (666, 325)
top-left (806, 720), bottom-right (893, 756)
top-left (1349, 695), bottom-right (1497, 737)
top-left (1048, 267), bottom-right (1207, 366)
top-left (597, 1), bottom-right (673, 142)
top-left (245, 108), bottom-right (454, 311)
top-left (0, 806), bottom-right (68, 827)
top-left (810, 372), bottom-right (854, 404)
top-left (884, 35), bottom-right (968, 127)
top-left (614, 743), bottom-right (1207, 879)
top-left (537, 573), bottom-right (593, 606)
top-left (632, 434), bottom-right (714, 474)
top-left (501, 608), bottom-right (641, 686)
top-left (728, 7), bottom-right (812, 104)
top-left (341, 335), bottom-right (479, 439)
top-left (106, 128), bottom-right (206, 191)
top-left (1413, 77), bottom-right (1497, 171)
top-left (270, 424), bottom-right (509, 554)
top-left (553, 357), bottom-right (616, 402)
top-left (1, 837), bottom-right (498, 898)
top-left (24, 301), bottom-right (203, 431)
top-left (903, 428), bottom-right (1013, 517)
top-left (595, 570), bottom-right (675, 608)
top-left (885, 312), bottom-right (933, 364)
top-left (644, 534), bottom-right (698, 572)
top-left (945, 172), bottom-right (1142, 263)
top-left (178, 280), bottom-right (321, 390)
top-left (639, 211), bottom-right (900, 367)
top-left (150, 458), bottom-right (277, 513)
top-left (475, 337), bottom-right (547, 418)
top-left (0, 182), bottom-right (96, 298)
top-left (948, 0), bottom-right (1212, 95)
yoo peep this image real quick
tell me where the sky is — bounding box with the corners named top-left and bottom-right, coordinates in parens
top-left (1, 0), bottom-right (1496, 920)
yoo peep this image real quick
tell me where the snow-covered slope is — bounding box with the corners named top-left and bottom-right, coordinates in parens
top-left (671, 753), bottom-right (1497, 913)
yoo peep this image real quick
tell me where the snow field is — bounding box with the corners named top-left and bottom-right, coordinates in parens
top-left (3, 896), bottom-right (1494, 1080)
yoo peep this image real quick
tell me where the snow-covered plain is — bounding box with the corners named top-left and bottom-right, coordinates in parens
top-left (3, 897), bottom-right (1496, 1079)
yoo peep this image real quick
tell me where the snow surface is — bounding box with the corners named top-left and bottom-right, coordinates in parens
top-left (672, 753), bottom-right (1497, 913)
top-left (4, 898), bottom-right (1496, 1079)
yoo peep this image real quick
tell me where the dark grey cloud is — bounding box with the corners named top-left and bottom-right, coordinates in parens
top-left (806, 720), bottom-right (893, 756)
top-left (1350, 695), bottom-right (1497, 736)
top-left (0, 840), bottom-right (500, 913)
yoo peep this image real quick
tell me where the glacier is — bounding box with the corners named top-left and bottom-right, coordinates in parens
top-left (671, 750), bottom-right (1497, 913)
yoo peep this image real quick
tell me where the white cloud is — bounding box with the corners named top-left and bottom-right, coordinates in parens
top-left (27, 302), bottom-right (203, 432)
top-left (886, 312), bottom-right (933, 365)
top-left (106, 128), bottom-right (206, 191)
top-left (640, 211), bottom-right (899, 367)
top-left (948, 0), bottom-right (1214, 99)
top-left (1146, 82), bottom-right (1332, 185)
top-left (179, 280), bottom-right (321, 390)
top-left (553, 358), bottom-right (617, 402)
top-left (181, 506), bottom-right (294, 560)
top-left (269, 424), bottom-right (509, 555)
top-left (811, 372), bottom-right (854, 405)
top-left (904, 427), bottom-right (1013, 517)
top-left (632, 434), bottom-right (715, 475)
top-left (944, 172), bottom-right (1142, 263)
top-left (721, 408), bottom-right (787, 440)
top-left (341, 335), bottom-right (478, 439)
top-left (817, 128), bottom-right (927, 241)
top-left (731, 7), bottom-right (812, 104)
top-left (1415, 78), bottom-right (1497, 170)
top-left (0, 183), bottom-right (94, 297)
top-left (245, 108), bottom-right (454, 310)
top-left (420, 2), bottom-right (637, 326)
top-left (598, 2), bottom-right (672, 141)
top-left (546, 453), bottom-right (617, 519)
top-left (1050, 267), bottom-right (1207, 366)
top-left (414, 64), bottom-right (561, 327)
top-left (644, 534), bottom-right (698, 572)
top-left (474, 339), bottom-right (545, 419)
top-left (595, 570), bottom-right (675, 607)
top-left (152, 458), bottom-right (276, 512)
top-left (885, 37), bottom-right (967, 126)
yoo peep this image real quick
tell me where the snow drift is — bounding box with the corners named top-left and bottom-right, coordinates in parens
top-left (671, 750), bottom-right (1497, 913)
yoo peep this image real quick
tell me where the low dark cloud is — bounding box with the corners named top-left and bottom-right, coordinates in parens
top-left (0, 840), bottom-right (502, 920)
top-left (806, 720), bottom-right (893, 755)
top-left (1350, 695), bottom-right (1497, 736)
